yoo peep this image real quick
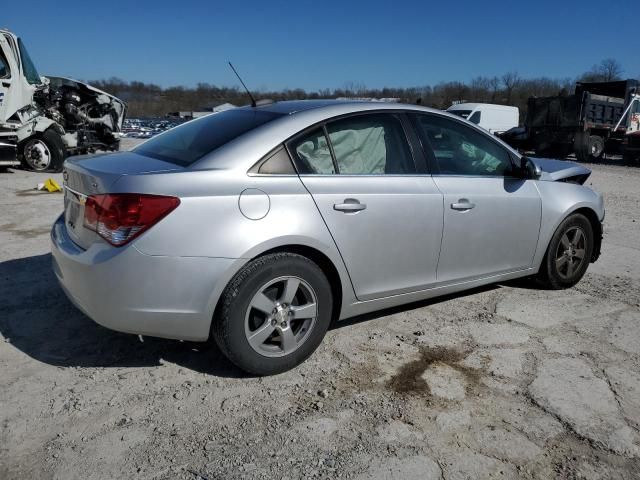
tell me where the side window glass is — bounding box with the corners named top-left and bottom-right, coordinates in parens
top-left (416, 115), bottom-right (512, 176)
top-left (291, 128), bottom-right (335, 174)
top-left (249, 146), bottom-right (296, 174)
top-left (0, 53), bottom-right (9, 79)
top-left (468, 111), bottom-right (481, 125)
top-left (326, 114), bottom-right (415, 174)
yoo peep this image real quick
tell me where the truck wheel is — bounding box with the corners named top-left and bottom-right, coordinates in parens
top-left (574, 132), bottom-right (589, 162)
top-left (588, 135), bottom-right (605, 160)
top-left (574, 133), bottom-right (604, 162)
top-left (21, 129), bottom-right (66, 173)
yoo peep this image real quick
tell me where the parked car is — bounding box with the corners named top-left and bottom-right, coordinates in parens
top-left (52, 100), bottom-right (604, 375)
top-left (446, 103), bottom-right (519, 134)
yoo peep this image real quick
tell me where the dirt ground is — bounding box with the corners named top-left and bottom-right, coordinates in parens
top-left (1, 145), bottom-right (640, 479)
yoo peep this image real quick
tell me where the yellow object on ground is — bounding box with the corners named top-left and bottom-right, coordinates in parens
top-left (38, 178), bottom-right (62, 193)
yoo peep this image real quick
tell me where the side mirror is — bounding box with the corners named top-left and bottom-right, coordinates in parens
top-left (520, 156), bottom-right (542, 179)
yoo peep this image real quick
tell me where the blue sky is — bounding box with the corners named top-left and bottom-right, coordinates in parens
top-left (5, 0), bottom-right (637, 90)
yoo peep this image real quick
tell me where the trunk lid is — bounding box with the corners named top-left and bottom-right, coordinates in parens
top-left (62, 152), bottom-right (183, 249)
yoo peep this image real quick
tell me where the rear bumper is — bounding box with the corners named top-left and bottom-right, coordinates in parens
top-left (51, 214), bottom-right (236, 341)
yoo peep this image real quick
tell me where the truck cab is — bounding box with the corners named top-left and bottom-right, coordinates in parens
top-left (446, 103), bottom-right (519, 135)
top-left (0, 29), bottom-right (125, 171)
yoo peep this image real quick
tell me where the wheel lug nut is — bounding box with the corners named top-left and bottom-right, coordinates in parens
top-left (271, 319), bottom-right (277, 326)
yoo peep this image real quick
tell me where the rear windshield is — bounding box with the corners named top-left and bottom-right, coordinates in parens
top-left (133, 109), bottom-right (283, 166)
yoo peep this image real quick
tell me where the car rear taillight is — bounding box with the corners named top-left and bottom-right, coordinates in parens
top-left (83, 194), bottom-right (180, 246)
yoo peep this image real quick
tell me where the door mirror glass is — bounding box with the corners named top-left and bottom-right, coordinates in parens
top-left (521, 156), bottom-right (542, 179)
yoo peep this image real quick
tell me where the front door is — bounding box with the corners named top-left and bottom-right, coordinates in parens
top-left (289, 112), bottom-right (443, 301)
top-left (412, 113), bottom-right (542, 283)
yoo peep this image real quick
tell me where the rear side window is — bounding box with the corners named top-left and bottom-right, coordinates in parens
top-left (326, 114), bottom-right (415, 174)
top-left (134, 109), bottom-right (283, 166)
top-left (289, 113), bottom-right (415, 175)
top-left (291, 128), bottom-right (336, 174)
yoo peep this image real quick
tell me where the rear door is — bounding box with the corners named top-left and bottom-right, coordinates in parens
top-left (288, 112), bottom-right (443, 301)
top-left (411, 112), bottom-right (542, 283)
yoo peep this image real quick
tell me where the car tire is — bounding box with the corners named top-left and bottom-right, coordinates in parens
top-left (212, 253), bottom-right (333, 375)
top-left (536, 213), bottom-right (594, 289)
top-left (21, 129), bottom-right (66, 172)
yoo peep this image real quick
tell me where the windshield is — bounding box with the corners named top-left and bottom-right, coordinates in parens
top-left (134, 109), bottom-right (283, 166)
top-left (449, 109), bottom-right (472, 119)
top-left (17, 38), bottom-right (41, 85)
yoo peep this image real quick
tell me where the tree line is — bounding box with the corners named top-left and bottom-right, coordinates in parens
top-left (88, 59), bottom-right (633, 119)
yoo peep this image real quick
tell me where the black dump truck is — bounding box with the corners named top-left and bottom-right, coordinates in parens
top-left (500, 79), bottom-right (639, 163)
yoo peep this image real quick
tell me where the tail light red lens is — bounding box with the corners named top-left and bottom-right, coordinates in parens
top-left (83, 194), bottom-right (180, 246)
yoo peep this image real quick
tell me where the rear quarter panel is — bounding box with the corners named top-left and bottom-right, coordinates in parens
top-left (110, 169), bottom-right (356, 320)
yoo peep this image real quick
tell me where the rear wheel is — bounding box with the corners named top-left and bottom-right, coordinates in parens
top-left (574, 132), bottom-right (604, 162)
top-left (536, 213), bottom-right (593, 289)
top-left (213, 253), bottom-right (333, 375)
top-left (21, 129), bottom-right (66, 172)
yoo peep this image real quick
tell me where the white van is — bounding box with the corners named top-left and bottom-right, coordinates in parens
top-left (446, 103), bottom-right (519, 134)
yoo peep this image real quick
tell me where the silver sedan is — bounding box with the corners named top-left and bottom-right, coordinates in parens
top-left (51, 101), bottom-right (604, 374)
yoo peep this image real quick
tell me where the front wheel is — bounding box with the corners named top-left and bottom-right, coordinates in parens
top-left (536, 213), bottom-right (594, 289)
top-left (21, 129), bottom-right (66, 172)
top-left (212, 253), bottom-right (333, 375)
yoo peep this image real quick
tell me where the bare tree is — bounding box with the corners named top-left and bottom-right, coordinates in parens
top-left (580, 58), bottom-right (624, 82)
top-left (488, 76), bottom-right (500, 102)
top-left (502, 71), bottom-right (521, 104)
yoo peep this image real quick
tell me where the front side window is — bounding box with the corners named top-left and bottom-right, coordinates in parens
top-left (414, 114), bottom-right (513, 176)
top-left (326, 114), bottom-right (415, 174)
top-left (134, 109), bottom-right (283, 166)
top-left (17, 38), bottom-right (40, 85)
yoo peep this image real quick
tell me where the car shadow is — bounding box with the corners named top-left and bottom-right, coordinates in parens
top-left (331, 284), bottom-right (499, 330)
top-left (0, 254), bottom-right (546, 376)
top-left (0, 253), bottom-right (245, 378)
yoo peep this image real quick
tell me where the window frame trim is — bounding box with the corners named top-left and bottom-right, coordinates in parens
top-left (285, 109), bottom-right (424, 177)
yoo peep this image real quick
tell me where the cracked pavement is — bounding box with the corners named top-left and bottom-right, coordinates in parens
top-left (1, 148), bottom-right (640, 479)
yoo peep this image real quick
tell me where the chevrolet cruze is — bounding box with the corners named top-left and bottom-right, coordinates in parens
top-left (51, 100), bottom-right (604, 375)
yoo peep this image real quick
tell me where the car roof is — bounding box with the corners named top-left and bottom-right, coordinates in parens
top-left (239, 99), bottom-right (445, 116)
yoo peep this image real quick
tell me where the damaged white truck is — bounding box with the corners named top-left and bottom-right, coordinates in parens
top-left (0, 29), bottom-right (125, 172)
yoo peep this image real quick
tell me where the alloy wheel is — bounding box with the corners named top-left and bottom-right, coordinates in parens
top-left (555, 226), bottom-right (587, 280)
top-left (244, 276), bottom-right (318, 357)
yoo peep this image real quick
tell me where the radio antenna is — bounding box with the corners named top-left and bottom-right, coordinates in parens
top-left (228, 62), bottom-right (257, 107)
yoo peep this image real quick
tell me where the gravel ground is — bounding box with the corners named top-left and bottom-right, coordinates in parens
top-left (1, 146), bottom-right (640, 479)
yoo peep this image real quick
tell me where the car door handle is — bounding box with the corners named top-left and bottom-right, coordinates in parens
top-left (334, 199), bottom-right (367, 213)
top-left (451, 199), bottom-right (475, 211)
